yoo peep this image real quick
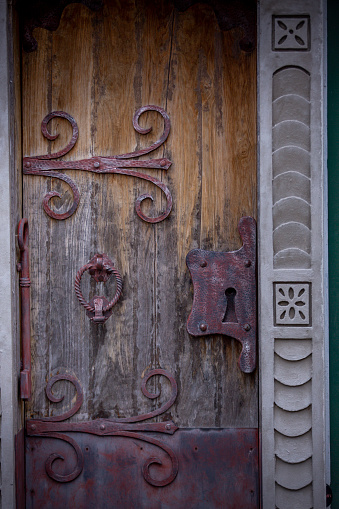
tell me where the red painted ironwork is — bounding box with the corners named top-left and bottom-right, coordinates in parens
top-left (43, 373), bottom-right (84, 422)
top-left (74, 254), bottom-right (123, 323)
top-left (23, 106), bottom-right (172, 223)
top-left (26, 369), bottom-right (179, 487)
top-left (17, 218), bottom-right (32, 400)
top-left (37, 110), bottom-right (79, 159)
top-left (186, 216), bottom-right (257, 373)
top-left (26, 428), bottom-right (259, 508)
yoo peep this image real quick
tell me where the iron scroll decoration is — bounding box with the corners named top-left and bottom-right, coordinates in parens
top-left (26, 369), bottom-right (179, 487)
top-left (23, 106), bottom-right (172, 223)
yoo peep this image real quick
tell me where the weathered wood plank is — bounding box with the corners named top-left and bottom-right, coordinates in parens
top-left (23, 25), bottom-right (53, 417)
top-left (156, 4), bottom-right (257, 427)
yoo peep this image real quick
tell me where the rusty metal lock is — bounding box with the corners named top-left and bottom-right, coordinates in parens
top-left (186, 216), bottom-right (257, 373)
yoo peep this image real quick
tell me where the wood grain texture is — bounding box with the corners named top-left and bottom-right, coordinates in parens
top-left (22, 0), bottom-right (257, 427)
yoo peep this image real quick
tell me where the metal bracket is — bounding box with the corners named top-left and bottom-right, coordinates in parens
top-left (186, 216), bottom-right (257, 373)
top-left (75, 254), bottom-right (123, 324)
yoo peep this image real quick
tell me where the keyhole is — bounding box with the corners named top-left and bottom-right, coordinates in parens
top-left (222, 288), bottom-right (238, 323)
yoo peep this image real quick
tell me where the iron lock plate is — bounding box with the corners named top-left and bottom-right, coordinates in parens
top-left (186, 216), bottom-right (257, 373)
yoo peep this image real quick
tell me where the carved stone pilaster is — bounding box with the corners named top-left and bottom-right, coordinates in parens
top-left (259, 1), bottom-right (326, 507)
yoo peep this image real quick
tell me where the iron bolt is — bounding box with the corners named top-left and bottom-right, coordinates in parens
top-left (200, 323), bottom-right (207, 331)
top-left (100, 424), bottom-right (106, 430)
top-left (245, 260), bottom-right (251, 267)
top-left (25, 161), bottom-right (31, 168)
top-left (165, 424), bottom-right (171, 430)
top-left (200, 261), bottom-right (207, 268)
top-left (160, 159), bottom-right (167, 167)
top-left (31, 424), bottom-right (36, 430)
top-left (243, 323), bottom-right (251, 331)
top-left (94, 161), bottom-right (100, 168)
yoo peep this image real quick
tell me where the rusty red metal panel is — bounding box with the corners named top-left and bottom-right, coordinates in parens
top-left (186, 216), bottom-right (257, 373)
top-left (15, 428), bottom-right (25, 509)
top-left (25, 428), bottom-right (258, 508)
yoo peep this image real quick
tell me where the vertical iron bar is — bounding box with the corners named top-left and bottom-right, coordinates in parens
top-left (17, 218), bottom-right (31, 400)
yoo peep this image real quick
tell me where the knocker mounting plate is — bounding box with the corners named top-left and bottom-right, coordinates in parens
top-left (186, 216), bottom-right (257, 373)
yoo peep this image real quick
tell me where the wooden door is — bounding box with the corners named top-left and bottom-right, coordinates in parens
top-left (21, 1), bottom-right (258, 507)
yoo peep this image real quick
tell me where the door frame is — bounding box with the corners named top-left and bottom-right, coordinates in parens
top-left (0, 1), bottom-right (328, 507)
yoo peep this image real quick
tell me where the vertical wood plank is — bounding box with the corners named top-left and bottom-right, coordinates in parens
top-left (23, 26), bottom-right (52, 417)
top-left (156, 4), bottom-right (257, 427)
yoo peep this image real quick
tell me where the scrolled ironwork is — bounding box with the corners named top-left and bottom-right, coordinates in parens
top-left (23, 106), bottom-right (173, 223)
top-left (44, 432), bottom-right (84, 483)
top-left (113, 431), bottom-right (179, 487)
top-left (117, 368), bottom-right (178, 423)
top-left (42, 373), bottom-right (84, 422)
top-left (117, 105), bottom-right (171, 159)
top-left (27, 369), bottom-right (179, 486)
top-left (37, 111), bottom-right (79, 160)
top-left (41, 171), bottom-right (81, 220)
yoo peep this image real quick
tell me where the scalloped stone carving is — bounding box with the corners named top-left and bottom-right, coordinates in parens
top-left (275, 430), bottom-right (312, 463)
top-left (275, 484), bottom-right (313, 509)
top-left (275, 457), bottom-right (312, 490)
top-left (275, 338), bottom-right (312, 361)
top-left (272, 67), bottom-right (311, 268)
top-left (274, 354), bottom-right (312, 386)
top-left (273, 337), bottom-right (313, 505)
top-left (275, 380), bottom-right (312, 411)
top-left (272, 147), bottom-right (310, 178)
top-left (274, 405), bottom-right (312, 437)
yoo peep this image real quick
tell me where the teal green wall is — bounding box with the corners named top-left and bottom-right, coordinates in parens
top-left (328, 0), bottom-right (339, 505)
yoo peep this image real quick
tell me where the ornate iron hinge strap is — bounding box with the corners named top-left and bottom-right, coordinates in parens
top-left (186, 216), bottom-right (257, 373)
top-left (26, 369), bottom-right (179, 487)
top-left (23, 106), bottom-right (172, 223)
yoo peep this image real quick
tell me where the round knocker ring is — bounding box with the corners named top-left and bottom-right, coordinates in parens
top-left (74, 253), bottom-right (123, 323)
